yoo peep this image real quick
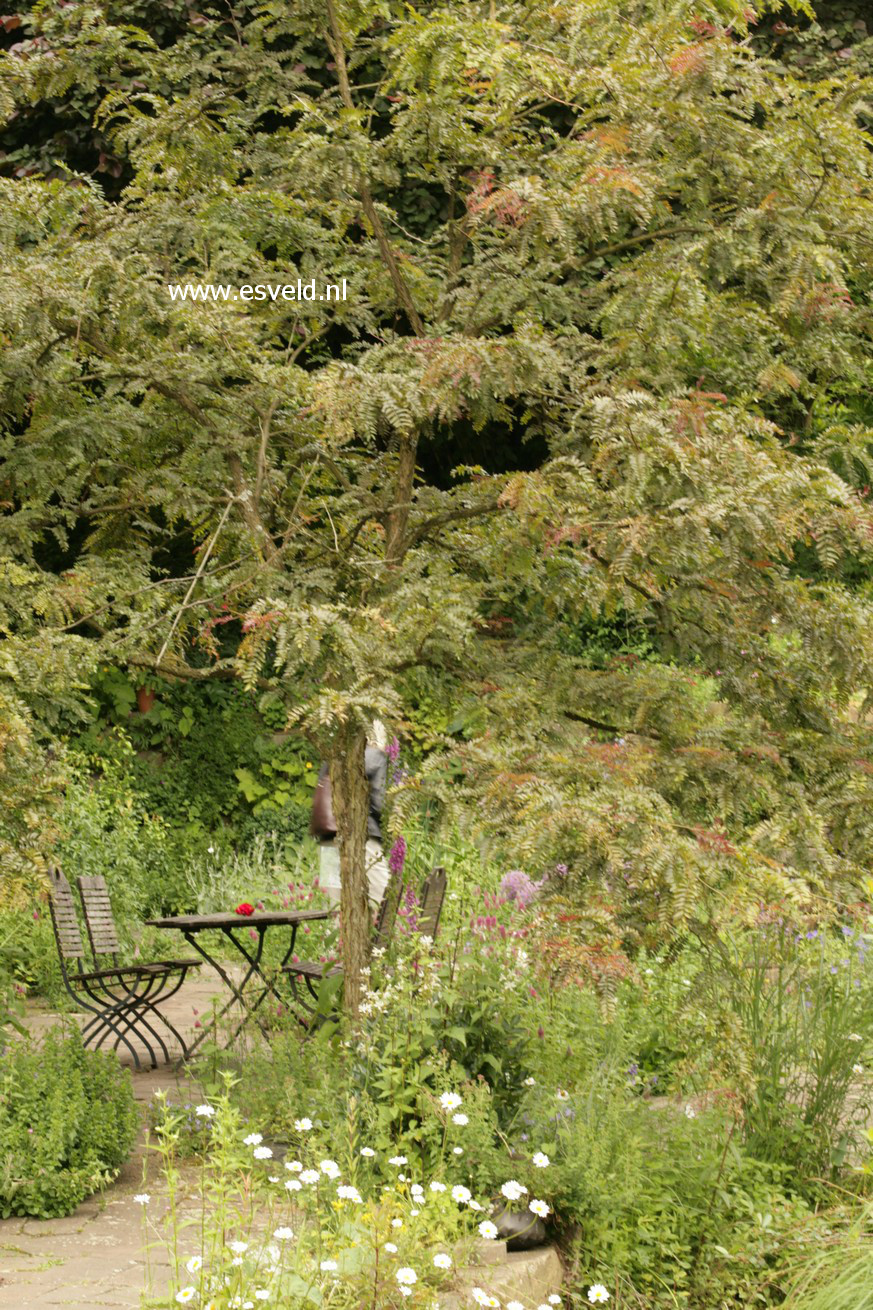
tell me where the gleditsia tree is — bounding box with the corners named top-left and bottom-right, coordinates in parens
top-left (2, 1), bottom-right (873, 1010)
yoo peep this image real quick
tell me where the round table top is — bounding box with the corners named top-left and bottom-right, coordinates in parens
top-left (145, 908), bottom-right (336, 931)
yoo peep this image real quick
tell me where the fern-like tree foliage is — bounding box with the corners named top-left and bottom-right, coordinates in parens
top-left (2, 0), bottom-right (873, 1010)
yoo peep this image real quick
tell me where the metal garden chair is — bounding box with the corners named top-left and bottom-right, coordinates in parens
top-left (283, 867), bottom-right (447, 1017)
top-left (47, 866), bottom-right (200, 1069)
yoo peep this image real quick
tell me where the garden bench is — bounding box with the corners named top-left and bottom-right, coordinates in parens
top-left (283, 866), bottom-right (447, 1010)
top-left (47, 866), bottom-right (201, 1069)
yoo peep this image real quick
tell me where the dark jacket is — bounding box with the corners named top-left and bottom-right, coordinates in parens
top-left (310, 748), bottom-right (388, 843)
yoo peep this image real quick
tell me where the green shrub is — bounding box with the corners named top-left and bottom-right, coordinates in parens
top-left (0, 1026), bottom-right (139, 1218)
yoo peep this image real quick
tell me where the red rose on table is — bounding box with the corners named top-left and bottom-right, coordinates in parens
top-left (235, 902), bottom-right (255, 916)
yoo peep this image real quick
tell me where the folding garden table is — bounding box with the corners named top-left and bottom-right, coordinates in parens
top-left (145, 908), bottom-right (336, 1058)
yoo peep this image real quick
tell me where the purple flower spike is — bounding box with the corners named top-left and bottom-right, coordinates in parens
top-left (389, 836), bottom-right (407, 876)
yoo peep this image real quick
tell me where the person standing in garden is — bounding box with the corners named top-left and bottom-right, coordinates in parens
top-left (311, 723), bottom-right (390, 909)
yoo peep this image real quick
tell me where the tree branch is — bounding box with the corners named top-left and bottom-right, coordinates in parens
top-left (324, 0), bottom-right (425, 336)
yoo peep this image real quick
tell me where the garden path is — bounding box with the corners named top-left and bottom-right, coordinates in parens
top-left (1, 970), bottom-right (216, 1308)
top-left (3, 973), bottom-right (564, 1309)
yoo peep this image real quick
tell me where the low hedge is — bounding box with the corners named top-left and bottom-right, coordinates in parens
top-left (0, 1025), bottom-right (139, 1218)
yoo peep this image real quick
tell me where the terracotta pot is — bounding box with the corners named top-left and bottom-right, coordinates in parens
top-left (136, 686), bottom-right (156, 714)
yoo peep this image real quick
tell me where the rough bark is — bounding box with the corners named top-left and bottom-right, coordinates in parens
top-left (329, 725), bottom-right (371, 1019)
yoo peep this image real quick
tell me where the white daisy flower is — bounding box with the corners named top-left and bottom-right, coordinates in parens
top-left (451, 1185), bottom-right (472, 1203)
top-left (478, 1221), bottom-right (499, 1240)
top-left (530, 1199), bottom-right (550, 1217)
top-left (848, 1033), bottom-right (863, 1042)
top-left (555, 1089), bottom-right (569, 1102)
top-left (284, 1180), bottom-right (302, 1192)
top-left (254, 1293), bottom-right (270, 1303)
top-left (273, 1227), bottom-right (293, 1240)
top-left (299, 1169), bottom-right (319, 1184)
top-left (532, 1152), bottom-right (550, 1168)
top-left (253, 1146), bottom-right (273, 1160)
top-left (320, 1260), bottom-right (338, 1272)
top-left (176, 1291), bottom-right (196, 1305)
top-left (337, 1184), bottom-right (362, 1202)
top-left (134, 1194), bottom-right (151, 1205)
top-left (294, 1117), bottom-right (313, 1131)
top-left (500, 1180), bottom-right (528, 1201)
top-left (523, 1077), bottom-right (536, 1086)
top-left (853, 1063), bottom-right (864, 1074)
top-left (396, 1268), bottom-right (417, 1285)
top-left (319, 1160), bottom-right (340, 1179)
top-left (228, 1241), bottom-right (249, 1254)
top-left (452, 1113), bottom-right (469, 1126)
top-left (434, 1253), bottom-right (452, 1269)
top-left (388, 1155), bottom-right (408, 1166)
top-left (429, 1181), bottom-right (447, 1193)
top-left (360, 1147), bottom-right (376, 1157)
top-left (185, 1256), bottom-right (202, 1274)
top-left (391, 1218), bottom-right (403, 1228)
top-left (244, 1133), bottom-right (263, 1146)
top-left (588, 1286), bottom-right (610, 1304)
top-left (439, 1092), bottom-right (462, 1111)
top-left (195, 1104), bottom-right (215, 1118)
top-left (452, 1146), bottom-right (464, 1155)
top-left (285, 1160), bottom-right (302, 1172)
top-left (548, 1296), bottom-right (561, 1304)
top-left (384, 1243), bottom-right (398, 1253)
top-left (507, 1302), bottom-right (525, 1310)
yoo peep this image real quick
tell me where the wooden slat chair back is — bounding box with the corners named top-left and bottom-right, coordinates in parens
top-left (48, 866), bottom-right (88, 966)
top-left (46, 866), bottom-right (200, 1069)
top-left (416, 866), bottom-right (447, 939)
top-left (77, 875), bottom-right (123, 962)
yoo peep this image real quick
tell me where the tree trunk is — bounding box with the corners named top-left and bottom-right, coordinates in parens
top-left (329, 725), bottom-right (371, 1019)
